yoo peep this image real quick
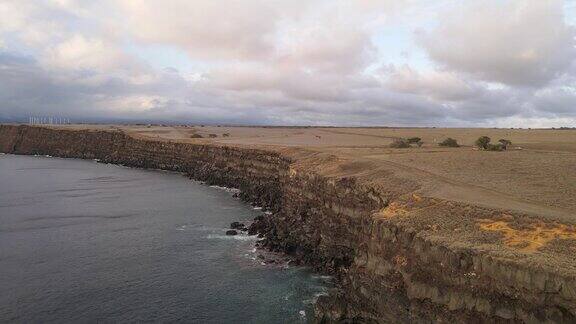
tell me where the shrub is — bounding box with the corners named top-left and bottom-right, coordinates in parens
top-left (487, 143), bottom-right (504, 151)
top-left (208, 134), bottom-right (218, 138)
top-left (475, 136), bottom-right (491, 150)
top-left (407, 137), bottom-right (422, 144)
top-left (498, 139), bottom-right (512, 150)
top-left (439, 138), bottom-right (459, 147)
top-left (190, 133), bottom-right (203, 138)
top-left (222, 133), bottom-right (230, 137)
top-left (389, 138), bottom-right (411, 148)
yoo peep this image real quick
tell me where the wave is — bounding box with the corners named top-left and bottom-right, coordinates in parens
top-left (209, 185), bottom-right (240, 193)
top-left (206, 234), bottom-right (259, 241)
top-left (303, 291), bottom-right (329, 305)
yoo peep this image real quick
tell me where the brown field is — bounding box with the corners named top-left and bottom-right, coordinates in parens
top-left (60, 124), bottom-right (576, 221)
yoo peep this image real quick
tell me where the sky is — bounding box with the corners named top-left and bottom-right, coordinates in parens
top-left (0, 0), bottom-right (575, 127)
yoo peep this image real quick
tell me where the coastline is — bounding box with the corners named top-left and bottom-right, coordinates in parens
top-left (0, 153), bottom-right (328, 323)
top-left (1, 124), bottom-right (575, 323)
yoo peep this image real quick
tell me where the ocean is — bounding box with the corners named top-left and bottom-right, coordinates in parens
top-left (0, 154), bottom-right (329, 323)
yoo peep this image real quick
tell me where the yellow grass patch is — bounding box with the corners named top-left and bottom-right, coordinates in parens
top-left (379, 201), bottom-right (408, 218)
top-left (478, 219), bottom-right (576, 252)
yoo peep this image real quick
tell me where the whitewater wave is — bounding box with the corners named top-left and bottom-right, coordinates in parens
top-left (209, 185), bottom-right (240, 193)
top-left (207, 234), bottom-right (259, 241)
top-left (303, 291), bottom-right (329, 305)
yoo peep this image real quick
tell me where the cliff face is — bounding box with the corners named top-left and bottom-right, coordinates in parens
top-left (1, 125), bottom-right (574, 323)
top-left (0, 125), bottom-right (286, 211)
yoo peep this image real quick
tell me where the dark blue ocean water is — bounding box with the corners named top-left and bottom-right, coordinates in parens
top-left (0, 154), bottom-right (328, 323)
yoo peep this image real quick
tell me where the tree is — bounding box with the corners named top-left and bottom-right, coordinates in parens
top-left (407, 137), bottom-right (422, 144)
top-left (390, 138), bottom-right (411, 148)
top-left (487, 143), bottom-right (504, 151)
top-left (439, 138), bottom-right (459, 147)
top-left (498, 139), bottom-right (512, 150)
top-left (475, 136), bottom-right (491, 150)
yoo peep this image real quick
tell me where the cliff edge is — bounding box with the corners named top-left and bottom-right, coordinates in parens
top-left (1, 124), bottom-right (575, 323)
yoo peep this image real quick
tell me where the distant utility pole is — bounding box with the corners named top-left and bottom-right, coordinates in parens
top-left (28, 116), bottom-right (72, 125)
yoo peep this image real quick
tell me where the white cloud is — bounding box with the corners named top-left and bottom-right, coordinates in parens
top-left (112, 0), bottom-right (285, 60)
top-left (384, 65), bottom-right (478, 101)
top-left (43, 35), bottom-right (127, 71)
top-left (418, 0), bottom-right (576, 87)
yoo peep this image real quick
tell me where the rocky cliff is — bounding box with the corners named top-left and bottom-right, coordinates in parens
top-left (1, 125), bottom-right (574, 323)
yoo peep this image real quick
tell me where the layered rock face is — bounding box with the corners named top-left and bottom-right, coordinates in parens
top-left (0, 125), bottom-right (286, 211)
top-left (1, 125), bottom-right (574, 323)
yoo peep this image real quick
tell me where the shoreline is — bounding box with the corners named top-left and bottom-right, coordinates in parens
top-left (1, 124), bottom-right (575, 322)
top-left (1, 152), bottom-right (333, 321)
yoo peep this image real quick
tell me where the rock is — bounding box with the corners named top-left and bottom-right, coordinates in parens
top-left (495, 308), bottom-right (515, 320)
top-left (230, 221), bottom-right (246, 230)
top-left (248, 215), bottom-right (268, 235)
top-left (225, 230), bottom-right (238, 236)
top-left (248, 223), bottom-right (259, 235)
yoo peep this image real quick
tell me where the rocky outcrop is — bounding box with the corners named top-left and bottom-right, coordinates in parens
top-left (0, 125), bottom-right (286, 211)
top-left (0, 125), bottom-right (574, 323)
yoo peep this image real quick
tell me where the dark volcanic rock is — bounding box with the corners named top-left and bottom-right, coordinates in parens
top-left (225, 230), bottom-right (238, 236)
top-left (247, 224), bottom-right (259, 236)
top-left (248, 215), bottom-right (267, 235)
top-left (230, 221), bottom-right (246, 230)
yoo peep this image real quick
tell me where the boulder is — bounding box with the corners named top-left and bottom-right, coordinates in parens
top-left (248, 215), bottom-right (268, 235)
top-left (248, 223), bottom-right (259, 235)
top-left (225, 230), bottom-right (238, 236)
top-left (230, 221), bottom-right (246, 230)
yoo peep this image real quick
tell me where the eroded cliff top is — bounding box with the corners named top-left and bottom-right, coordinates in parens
top-left (50, 124), bottom-right (576, 216)
top-left (23, 124), bottom-right (576, 274)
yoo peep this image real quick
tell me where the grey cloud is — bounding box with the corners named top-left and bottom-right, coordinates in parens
top-left (418, 0), bottom-right (576, 87)
top-left (1, 0), bottom-right (576, 127)
top-left (384, 65), bottom-right (480, 101)
top-left (533, 86), bottom-right (576, 116)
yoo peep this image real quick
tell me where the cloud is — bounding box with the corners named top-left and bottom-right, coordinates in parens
top-left (418, 0), bottom-right (576, 87)
top-left (43, 34), bottom-right (130, 71)
top-left (384, 65), bottom-right (478, 101)
top-left (112, 0), bottom-right (281, 60)
top-left (0, 0), bottom-right (575, 127)
top-left (533, 81), bottom-right (576, 116)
